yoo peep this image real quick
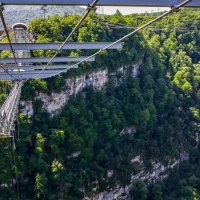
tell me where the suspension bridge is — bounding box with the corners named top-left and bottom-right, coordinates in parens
top-left (0, 0), bottom-right (197, 138)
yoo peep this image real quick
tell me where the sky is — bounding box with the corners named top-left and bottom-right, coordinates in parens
top-left (98, 6), bottom-right (170, 15)
top-left (81, 6), bottom-right (170, 15)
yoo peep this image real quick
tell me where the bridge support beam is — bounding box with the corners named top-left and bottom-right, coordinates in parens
top-left (0, 0), bottom-right (199, 7)
top-left (0, 42), bottom-right (122, 51)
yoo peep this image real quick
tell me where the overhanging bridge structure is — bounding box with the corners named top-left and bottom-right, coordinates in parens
top-left (0, 42), bottom-right (122, 81)
top-left (0, 0), bottom-right (199, 7)
top-left (0, 4), bottom-right (123, 137)
top-left (0, 0), bottom-right (195, 138)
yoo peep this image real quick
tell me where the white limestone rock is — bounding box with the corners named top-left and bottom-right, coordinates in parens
top-left (20, 100), bottom-right (33, 115)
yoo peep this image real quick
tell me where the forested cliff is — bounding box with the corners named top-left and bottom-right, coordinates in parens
top-left (1, 9), bottom-right (200, 200)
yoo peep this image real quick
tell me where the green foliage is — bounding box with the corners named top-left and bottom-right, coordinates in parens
top-left (1, 50), bottom-right (10, 58)
top-left (21, 78), bottom-right (47, 100)
top-left (35, 173), bottom-right (47, 198)
top-left (1, 8), bottom-right (200, 200)
top-left (130, 181), bottom-right (148, 200)
top-left (0, 81), bottom-right (13, 106)
top-left (130, 149), bottom-right (200, 200)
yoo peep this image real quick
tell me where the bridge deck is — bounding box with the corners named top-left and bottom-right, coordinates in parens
top-left (0, 81), bottom-right (22, 136)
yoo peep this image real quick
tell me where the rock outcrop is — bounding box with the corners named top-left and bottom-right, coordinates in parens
top-left (20, 62), bottom-right (142, 116)
top-left (84, 152), bottom-right (189, 200)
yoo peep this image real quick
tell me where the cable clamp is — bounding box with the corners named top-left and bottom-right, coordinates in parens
top-left (87, 3), bottom-right (97, 11)
top-left (170, 5), bottom-right (181, 12)
top-left (0, 3), bottom-right (4, 11)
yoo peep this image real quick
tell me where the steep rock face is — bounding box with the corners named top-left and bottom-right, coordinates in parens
top-left (84, 153), bottom-right (189, 200)
top-left (37, 68), bottom-right (108, 115)
top-left (20, 100), bottom-right (34, 115)
top-left (120, 126), bottom-right (137, 136)
top-left (20, 62), bottom-right (142, 116)
top-left (20, 68), bottom-right (108, 115)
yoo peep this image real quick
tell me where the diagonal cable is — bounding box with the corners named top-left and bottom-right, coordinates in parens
top-left (91, 18), bottom-right (199, 32)
top-left (0, 8), bottom-right (18, 80)
top-left (0, 63), bottom-right (16, 79)
top-left (33, 0), bottom-right (99, 79)
top-left (0, 6), bottom-right (22, 79)
top-left (50, 0), bottom-right (192, 77)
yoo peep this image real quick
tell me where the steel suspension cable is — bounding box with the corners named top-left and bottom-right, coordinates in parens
top-left (92, 18), bottom-right (200, 32)
top-left (92, 17), bottom-right (200, 30)
top-left (91, 18), bottom-right (137, 28)
top-left (51, 0), bottom-right (192, 77)
top-left (33, 0), bottom-right (99, 79)
top-left (11, 139), bottom-right (20, 200)
top-left (0, 12), bottom-right (19, 80)
top-left (0, 6), bottom-right (22, 79)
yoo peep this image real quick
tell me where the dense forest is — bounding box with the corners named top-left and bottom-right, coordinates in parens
top-left (1, 8), bottom-right (200, 200)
